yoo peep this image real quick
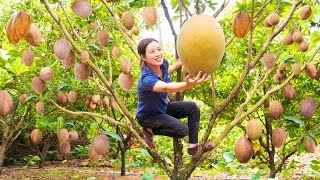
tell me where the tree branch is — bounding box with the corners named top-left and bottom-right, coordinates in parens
top-left (213, 0), bottom-right (230, 18)
top-left (57, 0), bottom-right (82, 42)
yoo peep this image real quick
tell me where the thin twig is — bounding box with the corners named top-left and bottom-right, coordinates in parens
top-left (57, 0), bottom-right (82, 42)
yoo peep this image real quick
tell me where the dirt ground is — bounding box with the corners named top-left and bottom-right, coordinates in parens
top-left (1, 145), bottom-right (319, 180)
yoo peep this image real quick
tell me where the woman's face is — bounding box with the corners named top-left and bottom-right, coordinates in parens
top-left (142, 41), bottom-right (163, 67)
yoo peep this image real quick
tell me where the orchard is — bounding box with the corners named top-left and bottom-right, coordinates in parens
top-left (0, 0), bottom-right (319, 179)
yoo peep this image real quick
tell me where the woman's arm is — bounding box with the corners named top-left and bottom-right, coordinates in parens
top-left (153, 72), bottom-right (210, 93)
top-left (168, 59), bottom-right (183, 74)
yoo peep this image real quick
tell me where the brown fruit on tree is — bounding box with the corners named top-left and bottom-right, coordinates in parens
top-left (91, 95), bottom-right (101, 104)
top-left (19, 94), bottom-right (28, 104)
top-left (315, 71), bottom-right (320, 81)
top-left (72, 0), bottom-right (93, 17)
top-left (25, 24), bottom-right (42, 46)
top-left (110, 100), bottom-right (116, 110)
top-left (269, 100), bottom-right (283, 119)
top-left (58, 128), bottom-right (69, 143)
top-left (245, 119), bottom-right (262, 141)
top-left (96, 30), bottom-right (109, 47)
top-left (120, 59), bottom-right (132, 74)
top-left (292, 62), bottom-right (301, 75)
top-left (6, 17), bottom-right (17, 44)
top-left (31, 129), bottom-right (42, 145)
top-left (61, 50), bottom-right (76, 68)
top-left (81, 50), bottom-right (89, 63)
top-left (54, 39), bottom-right (70, 59)
top-left (304, 136), bottom-right (316, 153)
top-left (143, 7), bottom-right (157, 27)
top-left (68, 91), bottom-right (77, 103)
top-left (300, 5), bottom-right (312, 20)
top-left (273, 74), bottom-right (281, 84)
top-left (57, 91), bottom-right (68, 105)
top-left (40, 67), bottom-right (54, 81)
top-left (102, 96), bottom-right (110, 109)
top-left (121, 11), bottom-right (134, 30)
top-left (264, 17), bottom-right (272, 27)
top-left (232, 11), bottom-right (251, 38)
top-left (0, 90), bottom-right (14, 117)
top-left (69, 130), bottom-right (79, 141)
top-left (272, 127), bottom-right (286, 147)
top-left (74, 63), bottom-right (91, 81)
top-left (88, 144), bottom-right (101, 162)
top-left (85, 96), bottom-right (91, 108)
top-left (89, 101), bottom-right (97, 110)
top-left (131, 26), bottom-right (139, 35)
top-left (298, 40), bottom-right (309, 52)
top-left (32, 77), bottom-right (46, 94)
top-left (36, 101), bottom-right (45, 114)
top-left (278, 63), bottom-right (286, 73)
top-left (300, 98), bottom-right (316, 119)
top-left (267, 13), bottom-right (280, 26)
top-left (283, 32), bottom-right (293, 45)
top-left (177, 15), bottom-right (225, 76)
top-left (22, 51), bottom-right (34, 66)
top-left (88, 21), bottom-right (98, 29)
top-left (59, 142), bottom-right (71, 156)
top-left (118, 73), bottom-right (135, 91)
top-left (234, 137), bottom-right (253, 163)
top-left (283, 85), bottom-right (296, 101)
top-left (276, 69), bottom-right (285, 78)
top-left (292, 32), bottom-right (303, 43)
top-left (92, 134), bottom-right (109, 155)
top-left (263, 52), bottom-right (276, 69)
top-left (12, 11), bottom-right (31, 39)
top-left (305, 62), bottom-right (317, 78)
top-left (112, 46), bottom-right (121, 59)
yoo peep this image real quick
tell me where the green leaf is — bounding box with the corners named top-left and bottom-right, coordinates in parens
top-left (48, 0), bottom-right (58, 4)
top-left (102, 131), bottom-right (122, 142)
top-left (282, 56), bottom-right (294, 63)
top-left (57, 116), bottom-right (64, 130)
top-left (25, 95), bottom-right (38, 102)
top-left (142, 173), bottom-right (154, 180)
top-left (223, 152), bottom-right (234, 163)
top-left (140, 149), bottom-right (151, 157)
top-left (32, 156), bottom-right (41, 161)
top-left (65, 122), bottom-right (75, 127)
top-left (88, 44), bottom-right (100, 51)
top-left (310, 164), bottom-right (320, 171)
top-left (21, 165), bottom-right (28, 169)
top-left (252, 171), bottom-right (261, 180)
top-left (57, 83), bottom-right (70, 91)
top-left (298, 140), bottom-right (305, 154)
top-left (315, 87), bottom-right (320, 94)
top-left (282, 170), bottom-right (290, 177)
top-left (284, 116), bottom-right (305, 126)
top-left (311, 160), bottom-right (320, 164)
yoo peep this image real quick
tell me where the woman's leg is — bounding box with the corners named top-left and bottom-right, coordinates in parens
top-left (137, 114), bottom-right (189, 138)
top-left (166, 101), bottom-right (200, 144)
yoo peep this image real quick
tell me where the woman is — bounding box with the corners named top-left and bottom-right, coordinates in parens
top-left (136, 38), bottom-right (213, 155)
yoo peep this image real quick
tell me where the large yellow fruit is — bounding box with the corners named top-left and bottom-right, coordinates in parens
top-left (177, 15), bottom-right (225, 76)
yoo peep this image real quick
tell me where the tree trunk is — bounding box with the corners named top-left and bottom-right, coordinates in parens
top-left (0, 141), bottom-right (8, 175)
top-left (268, 167), bottom-right (277, 178)
top-left (171, 138), bottom-right (183, 179)
top-left (120, 145), bottom-right (126, 176)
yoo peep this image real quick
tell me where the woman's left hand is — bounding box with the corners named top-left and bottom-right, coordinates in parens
top-left (185, 71), bottom-right (211, 88)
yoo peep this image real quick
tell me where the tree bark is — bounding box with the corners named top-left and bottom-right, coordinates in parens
top-left (171, 138), bottom-right (183, 179)
top-left (0, 141), bottom-right (8, 175)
